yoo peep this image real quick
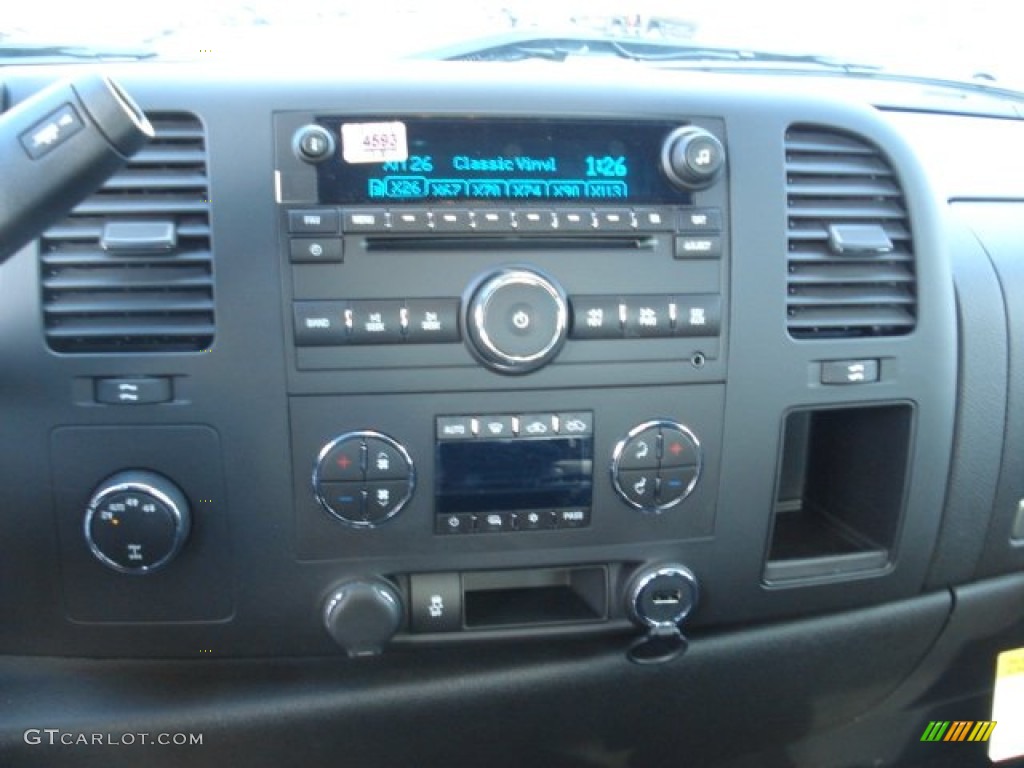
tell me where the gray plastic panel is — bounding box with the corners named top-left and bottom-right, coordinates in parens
top-left (926, 208), bottom-right (1010, 587)
top-left (0, 63), bottom-right (958, 657)
top-left (955, 202), bottom-right (1024, 578)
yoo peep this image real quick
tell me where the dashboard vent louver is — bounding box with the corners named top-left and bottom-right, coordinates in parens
top-left (40, 113), bottom-right (214, 353)
top-left (785, 125), bottom-right (915, 339)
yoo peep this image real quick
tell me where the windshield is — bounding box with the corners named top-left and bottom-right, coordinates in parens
top-left (3, 0), bottom-right (1021, 90)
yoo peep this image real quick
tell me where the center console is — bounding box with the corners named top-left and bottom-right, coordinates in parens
top-left (6, 71), bottom-right (959, 661)
top-left (273, 112), bottom-right (729, 652)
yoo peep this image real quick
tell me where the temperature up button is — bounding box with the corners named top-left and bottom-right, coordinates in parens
top-left (83, 470), bottom-right (191, 574)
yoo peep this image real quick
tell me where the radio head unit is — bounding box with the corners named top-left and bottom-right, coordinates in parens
top-left (275, 111), bottom-right (729, 387)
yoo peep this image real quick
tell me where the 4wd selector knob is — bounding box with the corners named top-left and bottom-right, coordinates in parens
top-left (466, 267), bottom-right (568, 374)
top-left (661, 126), bottom-right (725, 189)
top-left (83, 470), bottom-right (191, 574)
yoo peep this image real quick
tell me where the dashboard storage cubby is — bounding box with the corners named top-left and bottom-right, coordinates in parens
top-left (764, 404), bottom-right (913, 583)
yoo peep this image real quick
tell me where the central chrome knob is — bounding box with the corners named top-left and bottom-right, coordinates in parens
top-left (466, 268), bottom-right (568, 374)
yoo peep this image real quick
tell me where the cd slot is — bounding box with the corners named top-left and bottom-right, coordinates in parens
top-left (363, 236), bottom-right (658, 252)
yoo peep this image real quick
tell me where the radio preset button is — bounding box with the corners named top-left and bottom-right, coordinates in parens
top-left (595, 209), bottom-right (634, 231)
top-left (432, 209), bottom-right (472, 232)
top-left (293, 301), bottom-right (348, 346)
top-left (623, 296), bottom-right (674, 338)
top-left (389, 209), bottom-right (430, 232)
top-left (570, 296), bottom-right (623, 339)
top-left (559, 210), bottom-right (594, 231)
top-left (290, 237), bottom-right (343, 263)
top-left (472, 209), bottom-right (514, 232)
top-left (634, 208), bottom-right (676, 232)
top-left (516, 209), bottom-right (556, 232)
top-left (289, 209), bottom-right (340, 234)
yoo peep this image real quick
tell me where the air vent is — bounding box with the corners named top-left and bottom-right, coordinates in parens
top-left (40, 113), bottom-right (213, 353)
top-left (785, 125), bottom-right (915, 339)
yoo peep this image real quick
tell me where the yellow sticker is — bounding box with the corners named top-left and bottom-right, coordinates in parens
top-left (990, 647), bottom-right (1024, 762)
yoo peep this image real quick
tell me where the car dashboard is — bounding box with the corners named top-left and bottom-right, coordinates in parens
top-left (1, 61), bottom-right (1023, 768)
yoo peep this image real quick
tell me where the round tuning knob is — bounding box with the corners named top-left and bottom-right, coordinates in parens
top-left (323, 578), bottom-right (403, 657)
top-left (661, 126), bottom-right (725, 189)
top-left (466, 267), bottom-right (568, 374)
top-left (83, 470), bottom-right (191, 574)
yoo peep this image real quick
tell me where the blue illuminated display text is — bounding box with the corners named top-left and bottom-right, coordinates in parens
top-left (318, 118), bottom-right (692, 205)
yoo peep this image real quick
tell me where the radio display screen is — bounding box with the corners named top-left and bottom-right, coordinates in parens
top-left (315, 118), bottom-right (692, 205)
top-left (436, 437), bottom-right (593, 514)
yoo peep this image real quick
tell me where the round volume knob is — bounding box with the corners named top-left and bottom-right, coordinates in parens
top-left (466, 267), bottom-right (568, 374)
top-left (661, 126), bottom-right (725, 189)
top-left (323, 578), bottom-right (403, 657)
top-left (293, 124), bottom-right (335, 163)
top-left (83, 470), bottom-right (191, 574)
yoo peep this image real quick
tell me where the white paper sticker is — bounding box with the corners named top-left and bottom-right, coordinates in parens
top-left (341, 121), bottom-right (408, 164)
top-left (990, 647), bottom-right (1024, 762)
